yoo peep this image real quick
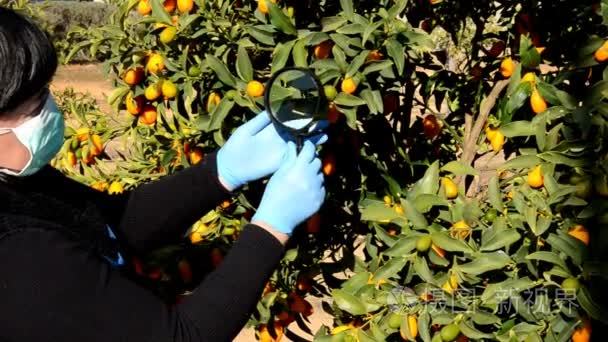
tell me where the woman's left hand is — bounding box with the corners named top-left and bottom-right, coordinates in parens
top-left (216, 111), bottom-right (327, 191)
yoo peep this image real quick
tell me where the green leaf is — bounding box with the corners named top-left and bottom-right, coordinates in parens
top-left (413, 256), bottom-right (435, 284)
top-left (340, 0), bottom-right (354, 19)
top-left (312, 335), bottom-right (333, 342)
top-left (332, 289), bottom-right (368, 315)
top-left (459, 320), bottom-right (494, 339)
top-left (387, 0), bottom-right (407, 18)
top-left (535, 214), bottom-right (552, 236)
top-left (236, 45), bottom-right (253, 82)
top-left (64, 41), bottom-right (92, 64)
top-left (584, 80), bottom-right (608, 106)
top-left (481, 278), bottom-right (536, 306)
top-left (311, 59), bottom-right (342, 72)
top-left (554, 89), bottom-right (577, 109)
top-left (547, 233), bottom-right (585, 266)
top-left (150, 0), bottom-right (172, 25)
top-left (404, 199), bottom-right (429, 229)
top-left (360, 199), bottom-right (400, 222)
top-left (321, 16), bottom-right (348, 32)
top-left (545, 123), bottom-right (562, 151)
top-left (357, 330), bottom-right (377, 342)
top-left (500, 155), bottom-right (542, 170)
top-left (334, 93), bottom-right (366, 106)
top-left (183, 81), bottom-right (197, 116)
top-left (337, 23), bottom-right (366, 35)
top-left (409, 161), bottom-right (440, 197)
top-left (373, 224), bottom-right (398, 247)
top-left (526, 251), bottom-right (568, 271)
top-left (363, 60), bottom-right (394, 75)
top-left (520, 36), bottom-right (541, 68)
top-left (330, 33), bottom-right (359, 56)
top-left (488, 176), bottom-right (504, 212)
top-left (481, 229), bottom-right (520, 252)
top-left (107, 86), bottom-right (130, 112)
top-left (506, 82), bottom-right (533, 115)
top-left (532, 106), bottom-right (569, 123)
top-left (371, 90), bottom-right (384, 114)
top-left (369, 324), bottom-right (388, 341)
top-left (292, 39), bottom-right (309, 68)
top-left (268, 3), bottom-right (296, 35)
top-left (346, 51), bottom-right (370, 78)
top-left (525, 206), bottom-right (538, 235)
top-left (206, 54), bottom-right (237, 87)
top-left (382, 174), bottom-right (402, 198)
top-left (207, 99), bottom-right (235, 131)
top-left (362, 21), bottom-right (383, 47)
top-left (538, 152), bottom-right (588, 168)
top-left (271, 40), bottom-right (296, 74)
top-left (523, 332), bottom-right (543, 342)
top-left (500, 120), bottom-right (537, 137)
top-left (247, 26), bottom-right (275, 45)
top-left (418, 311), bottom-right (432, 342)
top-left (535, 118), bottom-right (547, 151)
top-left (403, 29), bottom-right (435, 51)
top-left (441, 161), bottom-right (479, 176)
top-left (431, 232), bottom-right (473, 254)
top-left (340, 106), bottom-right (358, 129)
top-left (365, 234), bottom-right (379, 259)
top-left (332, 45), bottom-right (348, 71)
top-left (481, 221), bottom-right (499, 247)
top-left (507, 64), bottom-right (523, 96)
top-left (341, 272), bottom-right (371, 294)
top-left (386, 39), bottom-right (405, 75)
top-left (555, 320), bottom-right (582, 342)
top-left (578, 286), bottom-right (608, 323)
top-left (384, 236), bottom-right (419, 257)
top-left (412, 194), bottom-right (449, 213)
top-left (360, 89), bottom-right (380, 114)
top-left (160, 148), bottom-right (177, 168)
top-left (374, 257), bottom-right (408, 281)
top-left (459, 252), bottom-right (511, 275)
top-left (304, 32), bottom-right (331, 46)
top-left (471, 311), bottom-right (501, 325)
top-left (511, 295), bottom-right (536, 323)
top-left (535, 82), bottom-right (560, 107)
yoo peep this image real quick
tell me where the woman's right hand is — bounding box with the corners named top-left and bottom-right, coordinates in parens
top-left (251, 141), bottom-right (325, 237)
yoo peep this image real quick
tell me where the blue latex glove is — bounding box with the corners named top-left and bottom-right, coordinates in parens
top-left (217, 111), bottom-right (328, 191)
top-left (251, 141), bottom-right (326, 236)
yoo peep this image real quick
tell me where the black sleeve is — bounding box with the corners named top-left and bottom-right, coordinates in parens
top-left (117, 152), bottom-right (232, 253)
top-left (0, 224), bottom-right (284, 342)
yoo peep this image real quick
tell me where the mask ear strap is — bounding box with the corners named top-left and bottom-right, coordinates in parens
top-left (0, 128), bottom-right (30, 176)
top-left (0, 167), bottom-right (21, 176)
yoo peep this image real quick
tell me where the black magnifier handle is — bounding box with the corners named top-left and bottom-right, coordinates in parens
top-left (296, 136), bottom-right (303, 153)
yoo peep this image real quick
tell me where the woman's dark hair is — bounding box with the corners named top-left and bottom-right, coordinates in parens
top-left (0, 7), bottom-right (57, 115)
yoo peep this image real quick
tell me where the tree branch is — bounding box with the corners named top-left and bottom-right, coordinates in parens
top-left (457, 79), bottom-right (510, 186)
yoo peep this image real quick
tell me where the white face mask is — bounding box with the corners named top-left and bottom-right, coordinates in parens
top-left (0, 96), bottom-right (65, 177)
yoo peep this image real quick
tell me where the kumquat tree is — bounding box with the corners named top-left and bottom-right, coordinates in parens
top-left (23, 0), bottom-right (608, 340)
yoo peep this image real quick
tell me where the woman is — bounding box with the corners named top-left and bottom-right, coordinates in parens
top-left (0, 8), bottom-right (326, 342)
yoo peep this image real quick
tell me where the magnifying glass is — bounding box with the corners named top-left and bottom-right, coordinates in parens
top-left (264, 67), bottom-right (328, 151)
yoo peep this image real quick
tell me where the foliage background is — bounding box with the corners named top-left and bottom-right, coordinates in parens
top-left (4, 0), bottom-right (608, 341)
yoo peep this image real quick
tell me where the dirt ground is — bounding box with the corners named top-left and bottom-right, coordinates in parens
top-left (52, 64), bottom-right (334, 342)
top-left (51, 64), bottom-right (115, 113)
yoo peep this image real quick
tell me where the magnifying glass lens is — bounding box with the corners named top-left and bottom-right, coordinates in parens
top-left (268, 70), bottom-right (322, 131)
top-left (265, 68), bottom-right (329, 150)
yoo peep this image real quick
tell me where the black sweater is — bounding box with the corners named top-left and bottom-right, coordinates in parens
top-left (0, 153), bottom-right (285, 342)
